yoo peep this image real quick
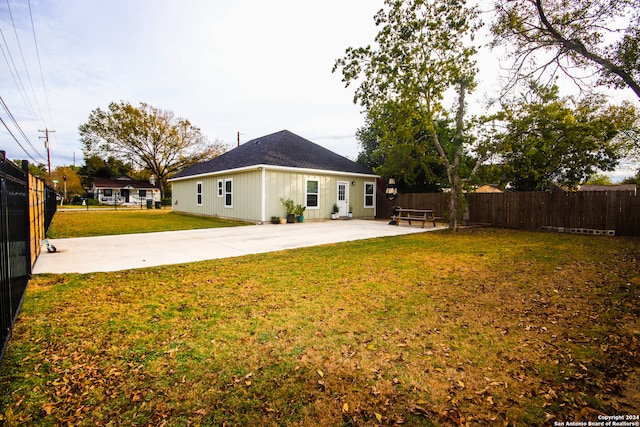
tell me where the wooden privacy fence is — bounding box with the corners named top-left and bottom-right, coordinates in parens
top-left (377, 190), bottom-right (640, 236)
top-left (1, 151), bottom-right (57, 363)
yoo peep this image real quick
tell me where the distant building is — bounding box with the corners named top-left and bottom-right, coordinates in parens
top-left (92, 176), bottom-right (161, 205)
top-left (475, 184), bottom-right (503, 194)
top-left (578, 184), bottom-right (637, 195)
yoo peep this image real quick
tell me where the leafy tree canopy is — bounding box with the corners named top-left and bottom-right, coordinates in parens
top-left (78, 155), bottom-right (131, 190)
top-left (491, 0), bottom-right (640, 99)
top-left (584, 173), bottom-right (614, 185)
top-left (492, 83), bottom-right (639, 191)
top-left (79, 101), bottom-right (228, 197)
top-left (334, 0), bottom-right (484, 229)
top-left (356, 101), bottom-right (469, 193)
top-left (50, 166), bottom-right (83, 201)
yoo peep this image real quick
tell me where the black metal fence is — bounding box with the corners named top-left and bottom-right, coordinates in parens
top-left (1, 151), bottom-right (56, 363)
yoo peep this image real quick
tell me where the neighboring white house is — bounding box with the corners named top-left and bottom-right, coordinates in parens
top-left (92, 176), bottom-right (161, 206)
top-left (169, 130), bottom-right (379, 222)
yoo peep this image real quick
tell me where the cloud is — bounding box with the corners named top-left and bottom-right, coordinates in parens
top-left (1, 0), bottom-right (383, 165)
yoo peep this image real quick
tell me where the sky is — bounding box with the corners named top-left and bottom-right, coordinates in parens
top-left (1, 0), bottom-right (637, 181)
top-left (1, 0), bottom-right (384, 167)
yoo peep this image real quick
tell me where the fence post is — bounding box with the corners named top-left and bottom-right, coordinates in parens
top-left (0, 151), bottom-right (9, 362)
top-left (22, 160), bottom-right (32, 272)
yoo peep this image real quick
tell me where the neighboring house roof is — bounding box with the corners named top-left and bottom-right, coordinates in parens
top-left (475, 184), bottom-right (503, 193)
top-left (579, 184), bottom-right (637, 193)
top-left (171, 130), bottom-right (375, 180)
top-left (92, 176), bottom-right (158, 190)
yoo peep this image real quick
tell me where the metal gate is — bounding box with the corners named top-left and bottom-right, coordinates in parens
top-left (0, 151), bottom-right (56, 362)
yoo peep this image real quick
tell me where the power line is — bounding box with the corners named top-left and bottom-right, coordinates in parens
top-left (27, 0), bottom-right (54, 127)
top-left (1, 0), bottom-right (58, 167)
top-left (4, 0), bottom-right (45, 126)
top-left (0, 95), bottom-right (47, 162)
top-left (0, 114), bottom-right (38, 163)
top-left (27, 0), bottom-right (58, 166)
top-left (0, 26), bottom-right (42, 126)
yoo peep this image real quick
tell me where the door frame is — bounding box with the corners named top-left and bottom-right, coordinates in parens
top-left (336, 181), bottom-right (349, 217)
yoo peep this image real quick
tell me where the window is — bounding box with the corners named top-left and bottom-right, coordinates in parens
top-left (217, 179), bottom-right (223, 197)
top-left (224, 179), bottom-right (232, 207)
top-left (306, 179), bottom-right (319, 208)
top-left (364, 182), bottom-right (375, 208)
top-left (104, 189), bottom-right (113, 197)
top-left (196, 181), bottom-right (203, 206)
top-left (139, 189), bottom-right (147, 198)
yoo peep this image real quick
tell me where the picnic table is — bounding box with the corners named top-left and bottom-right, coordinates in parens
top-left (394, 208), bottom-right (441, 228)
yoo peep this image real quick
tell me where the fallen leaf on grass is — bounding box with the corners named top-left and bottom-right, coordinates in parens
top-left (410, 405), bottom-right (430, 415)
top-left (375, 412), bottom-right (383, 423)
top-left (42, 403), bottom-right (55, 415)
top-left (475, 386), bottom-right (490, 395)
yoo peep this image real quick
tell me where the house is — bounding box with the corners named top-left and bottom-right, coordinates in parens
top-left (169, 130), bottom-right (379, 222)
top-left (475, 184), bottom-right (503, 193)
top-left (578, 184), bottom-right (637, 195)
top-left (92, 176), bottom-right (161, 206)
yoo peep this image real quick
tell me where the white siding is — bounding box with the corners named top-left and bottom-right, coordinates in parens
top-left (171, 167), bottom-right (376, 221)
top-left (172, 170), bottom-right (262, 221)
top-left (264, 170), bottom-right (376, 220)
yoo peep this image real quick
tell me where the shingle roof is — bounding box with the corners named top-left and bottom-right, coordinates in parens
top-left (92, 177), bottom-right (158, 189)
top-left (172, 130), bottom-right (375, 179)
top-left (579, 184), bottom-right (637, 192)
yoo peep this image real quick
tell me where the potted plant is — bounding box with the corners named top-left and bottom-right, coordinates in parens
top-left (348, 204), bottom-right (353, 219)
top-left (331, 203), bottom-right (339, 220)
top-left (270, 216), bottom-right (280, 224)
top-left (294, 204), bottom-right (306, 222)
top-left (280, 197), bottom-right (296, 223)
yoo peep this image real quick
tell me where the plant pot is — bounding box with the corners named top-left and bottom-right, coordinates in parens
top-left (271, 217), bottom-right (280, 224)
top-left (348, 213), bottom-right (353, 219)
top-left (279, 218), bottom-right (287, 224)
top-left (297, 215), bottom-right (304, 223)
top-left (331, 213), bottom-right (337, 220)
top-left (286, 213), bottom-right (296, 223)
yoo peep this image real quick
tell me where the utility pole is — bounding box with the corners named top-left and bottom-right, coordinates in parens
top-left (38, 128), bottom-right (55, 175)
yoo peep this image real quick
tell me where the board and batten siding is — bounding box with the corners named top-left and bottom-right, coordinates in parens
top-left (264, 170), bottom-right (376, 220)
top-left (171, 167), bottom-right (376, 222)
top-left (172, 170), bottom-right (262, 221)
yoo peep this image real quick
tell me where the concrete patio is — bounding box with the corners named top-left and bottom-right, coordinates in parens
top-left (33, 220), bottom-right (446, 274)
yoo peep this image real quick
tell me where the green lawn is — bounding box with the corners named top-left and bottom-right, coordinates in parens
top-left (1, 229), bottom-right (638, 426)
top-left (47, 209), bottom-right (250, 238)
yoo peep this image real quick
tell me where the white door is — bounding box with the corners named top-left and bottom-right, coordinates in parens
top-left (337, 181), bottom-right (349, 217)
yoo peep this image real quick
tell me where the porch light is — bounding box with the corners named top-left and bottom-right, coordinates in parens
top-left (385, 178), bottom-right (398, 201)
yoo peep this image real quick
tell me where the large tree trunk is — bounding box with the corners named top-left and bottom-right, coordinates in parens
top-left (449, 150), bottom-right (461, 230)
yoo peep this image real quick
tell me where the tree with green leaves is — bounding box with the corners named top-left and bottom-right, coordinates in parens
top-left (493, 83), bottom-right (639, 190)
top-left (491, 0), bottom-right (640, 99)
top-left (78, 155), bottom-right (131, 190)
top-left (79, 101), bottom-right (228, 198)
top-left (333, 0), bottom-right (485, 229)
top-left (355, 101), bottom-right (449, 193)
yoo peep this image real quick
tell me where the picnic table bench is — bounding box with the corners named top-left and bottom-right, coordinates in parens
top-left (394, 208), bottom-right (441, 228)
